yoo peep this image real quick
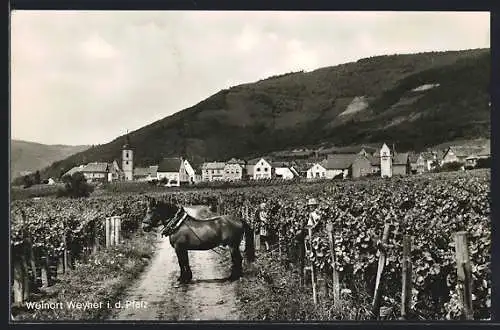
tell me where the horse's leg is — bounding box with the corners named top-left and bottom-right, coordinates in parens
top-left (229, 242), bottom-right (243, 281)
top-left (184, 250), bottom-right (192, 282)
top-left (176, 248), bottom-right (192, 283)
top-left (175, 248), bottom-right (186, 282)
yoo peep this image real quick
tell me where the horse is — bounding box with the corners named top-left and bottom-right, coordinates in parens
top-left (141, 197), bottom-right (255, 284)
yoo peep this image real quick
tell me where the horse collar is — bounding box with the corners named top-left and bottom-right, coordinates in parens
top-left (173, 208), bottom-right (188, 230)
top-left (162, 207), bottom-right (188, 236)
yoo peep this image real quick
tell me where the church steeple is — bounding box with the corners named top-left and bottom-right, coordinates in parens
top-left (123, 130), bottom-right (132, 149)
top-left (122, 130), bottom-right (134, 181)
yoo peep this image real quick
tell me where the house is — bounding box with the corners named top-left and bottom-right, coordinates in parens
top-left (64, 165), bottom-right (86, 177)
top-left (80, 162), bottom-right (110, 182)
top-left (392, 153), bottom-right (410, 176)
top-left (324, 154), bottom-right (372, 179)
top-left (368, 155), bottom-right (381, 174)
top-left (351, 155), bottom-right (373, 178)
top-left (325, 154), bottom-right (357, 179)
top-left (271, 162), bottom-right (296, 180)
top-left (183, 160), bottom-right (196, 184)
top-left (108, 160), bottom-right (124, 182)
top-left (47, 178), bottom-right (56, 185)
top-left (478, 144), bottom-right (491, 159)
top-left (223, 158), bottom-right (246, 182)
top-left (408, 153), bottom-right (419, 174)
top-left (246, 158), bottom-right (273, 180)
top-left (307, 160), bottom-right (327, 180)
top-left (441, 146), bottom-right (484, 165)
top-left (416, 152), bottom-right (436, 173)
top-left (201, 162), bottom-right (226, 182)
top-left (157, 157), bottom-right (194, 185)
top-left (465, 155), bottom-right (479, 168)
top-left (133, 165), bottom-right (158, 182)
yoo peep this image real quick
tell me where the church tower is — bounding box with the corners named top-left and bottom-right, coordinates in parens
top-left (122, 133), bottom-right (133, 181)
top-left (380, 143), bottom-right (392, 178)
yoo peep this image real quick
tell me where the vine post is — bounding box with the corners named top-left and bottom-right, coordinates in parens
top-left (114, 216), bottom-right (121, 245)
top-left (255, 232), bottom-right (261, 251)
top-left (372, 222), bottom-right (391, 319)
top-left (455, 231), bottom-right (474, 320)
top-left (326, 221), bottom-right (340, 305)
top-left (105, 217), bottom-right (111, 248)
top-left (307, 227), bottom-right (318, 304)
top-left (92, 219), bottom-right (99, 254)
top-left (400, 235), bottom-right (412, 320)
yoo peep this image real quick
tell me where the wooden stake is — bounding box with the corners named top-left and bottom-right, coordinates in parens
top-left (114, 216), bottom-right (121, 245)
top-left (109, 217), bottom-right (115, 246)
top-left (326, 222), bottom-right (340, 305)
top-left (255, 232), bottom-right (261, 251)
top-left (307, 228), bottom-right (318, 304)
top-left (40, 254), bottom-right (49, 288)
top-left (62, 229), bottom-right (68, 273)
top-left (93, 220), bottom-right (99, 254)
top-left (401, 235), bottom-right (412, 320)
top-left (455, 231), bottom-right (474, 320)
top-left (12, 259), bottom-right (25, 304)
top-left (105, 218), bottom-right (111, 248)
top-left (372, 222), bottom-right (391, 319)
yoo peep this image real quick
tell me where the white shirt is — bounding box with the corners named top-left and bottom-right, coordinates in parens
top-left (307, 210), bottom-right (321, 228)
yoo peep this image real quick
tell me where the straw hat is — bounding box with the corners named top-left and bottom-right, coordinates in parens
top-left (307, 198), bottom-right (319, 206)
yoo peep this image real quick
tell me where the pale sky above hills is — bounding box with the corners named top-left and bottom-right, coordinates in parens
top-left (11, 11), bottom-right (490, 145)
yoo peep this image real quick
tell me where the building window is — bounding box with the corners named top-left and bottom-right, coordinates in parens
top-left (126, 152), bottom-right (129, 158)
top-left (264, 167), bottom-right (268, 172)
top-left (126, 161), bottom-right (129, 165)
top-left (257, 168), bottom-right (261, 172)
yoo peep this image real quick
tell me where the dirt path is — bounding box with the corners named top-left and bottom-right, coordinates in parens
top-left (109, 237), bottom-right (241, 321)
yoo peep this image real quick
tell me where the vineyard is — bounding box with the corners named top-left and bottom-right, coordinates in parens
top-left (11, 169), bottom-right (490, 320)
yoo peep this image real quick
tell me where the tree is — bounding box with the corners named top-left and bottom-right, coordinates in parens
top-left (34, 171), bottom-right (41, 185)
top-left (57, 172), bottom-right (94, 198)
top-left (23, 175), bottom-right (33, 189)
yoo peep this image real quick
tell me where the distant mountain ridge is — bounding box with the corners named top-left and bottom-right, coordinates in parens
top-left (11, 139), bottom-right (90, 181)
top-left (39, 48), bottom-right (490, 180)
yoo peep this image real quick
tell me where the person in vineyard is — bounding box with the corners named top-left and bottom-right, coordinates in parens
top-left (256, 202), bottom-right (271, 251)
top-left (305, 198), bottom-right (321, 234)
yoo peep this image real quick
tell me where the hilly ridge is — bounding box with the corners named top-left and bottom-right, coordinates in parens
top-left (11, 140), bottom-right (90, 181)
top-left (39, 48), bottom-right (490, 180)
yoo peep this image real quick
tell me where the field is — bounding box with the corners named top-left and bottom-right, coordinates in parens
top-left (10, 169), bottom-right (490, 320)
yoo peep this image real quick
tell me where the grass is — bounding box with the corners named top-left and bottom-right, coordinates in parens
top-left (10, 184), bottom-right (64, 200)
top-left (236, 250), bottom-right (374, 321)
top-left (12, 231), bottom-right (158, 321)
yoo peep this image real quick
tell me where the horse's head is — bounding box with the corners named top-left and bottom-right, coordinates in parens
top-left (142, 197), bottom-right (178, 232)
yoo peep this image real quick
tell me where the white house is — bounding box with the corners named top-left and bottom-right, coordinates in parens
top-left (201, 162), bottom-right (226, 182)
top-left (183, 159), bottom-right (196, 184)
top-left (246, 158), bottom-right (273, 180)
top-left (324, 155), bottom-right (355, 179)
top-left (47, 178), bottom-right (56, 185)
top-left (157, 157), bottom-right (194, 185)
top-left (271, 162), bottom-right (295, 180)
top-left (307, 161), bottom-right (327, 180)
top-left (223, 158), bottom-right (246, 181)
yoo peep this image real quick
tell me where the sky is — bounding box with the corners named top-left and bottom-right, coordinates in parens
top-left (11, 11), bottom-right (490, 146)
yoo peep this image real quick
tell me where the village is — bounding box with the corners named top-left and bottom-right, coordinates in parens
top-left (59, 135), bottom-right (491, 187)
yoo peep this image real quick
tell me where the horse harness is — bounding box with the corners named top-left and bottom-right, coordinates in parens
top-left (161, 207), bottom-right (188, 236)
top-left (160, 206), bottom-right (228, 257)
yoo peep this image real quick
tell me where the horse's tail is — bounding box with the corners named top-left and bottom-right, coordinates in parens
top-left (243, 220), bottom-right (255, 262)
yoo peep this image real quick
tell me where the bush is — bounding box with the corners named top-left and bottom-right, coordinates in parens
top-left (57, 172), bottom-right (94, 198)
top-left (475, 157), bottom-right (491, 169)
top-left (438, 161), bottom-right (463, 172)
top-left (23, 175), bottom-right (33, 189)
